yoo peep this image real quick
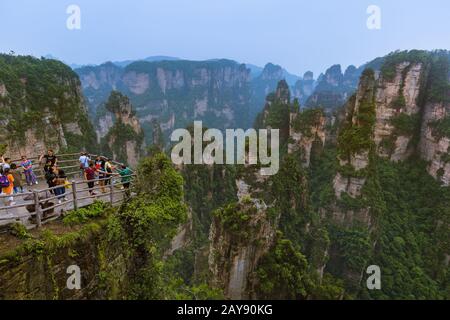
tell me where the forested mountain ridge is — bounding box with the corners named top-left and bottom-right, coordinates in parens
top-left (0, 54), bottom-right (97, 159)
top-left (76, 59), bottom-right (254, 144)
top-left (179, 50), bottom-right (450, 300)
top-left (0, 50), bottom-right (449, 300)
top-left (76, 59), bottom-right (310, 145)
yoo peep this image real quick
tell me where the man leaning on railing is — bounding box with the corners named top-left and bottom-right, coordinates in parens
top-left (116, 164), bottom-right (133, 198)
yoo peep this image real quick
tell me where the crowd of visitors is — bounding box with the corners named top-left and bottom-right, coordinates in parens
top-left (0, 150), bottom-right (133, 208)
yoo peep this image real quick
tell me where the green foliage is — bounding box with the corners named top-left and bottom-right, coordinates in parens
top-left (427, 52), bottom-right (450, 103)
top-left (292, 108), bottom-right (324, 138)
top-left (63, 201), bottom-right (110, 226)
top-left (381, 50), bottom-right (430, 81)
top-left (102, 120), bottom-right (144, 165)
top-left (332, 227), bottom-right (371, 273)
top-left (10, 223), bottom-right (31, 240)
top-left (365, 159), bottom-right (449, 299)
top-left (116, 153), bottom-right (190, 299)
top-left (256, 237), bottom-right (313, 299)
top-left (430, 116), bottom-right (450, 139)
top-left (0, 54), bottom-right (97, 150)
top-left (270, 151), bottom-right (311, 243)
top-left (105, 90), bottom-right (132, 114)
top-left (391, 94), bottom-right (406, 109)
top-left (337, 69), bottom-right (376, 158)
top-left (213, 201), bottom-right (256, 241)
top-left (391, 113), bottom-right (420, 136)
top-left (182, 163), bottom-right (237, 244)
top-left (262, 99), bottom-right (291, 143)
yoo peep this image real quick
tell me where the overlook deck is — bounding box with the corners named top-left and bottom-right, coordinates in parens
top-left (0, 153), bottom-right (134, 231)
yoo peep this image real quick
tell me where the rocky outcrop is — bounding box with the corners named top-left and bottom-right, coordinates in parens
top-left (420, 101), bottom-right (450, 185)
top-left (208, 176), bottom-right (275, 299)
top-left (333, 69), bottom-right (376, 200)
top-left (374, 62), bottom-right (424, 161)
top-left (77, 60), bottom-right (252, 141)
top-left (306, 64), bottom-right (361, 111)
top-left (250, 63), bottom-right (290, 122)
top-left (288, 108), bottom-right (326, 167)
top-left (0, 55), bottom-right (97, 160)
top-left (293, 71), bottom-right (315, 105)
top-left (100, 91), bottom-right (145, 167)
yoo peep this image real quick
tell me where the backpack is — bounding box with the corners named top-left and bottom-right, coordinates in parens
top-left (0, 175), bottom-right (10, 188)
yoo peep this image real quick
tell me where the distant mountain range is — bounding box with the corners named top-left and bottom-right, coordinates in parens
top-left (38, 53), bottom-right (386, 147)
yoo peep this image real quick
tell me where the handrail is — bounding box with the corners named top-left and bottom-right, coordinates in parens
top-left (0, 152), bottom-right (136, 230)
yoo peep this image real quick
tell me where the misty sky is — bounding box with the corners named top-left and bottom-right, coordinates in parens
top-left (1, 0), bottom-right (449, 75)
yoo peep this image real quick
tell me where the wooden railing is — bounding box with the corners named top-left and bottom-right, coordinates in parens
top-left (0, 153), bottom-right (136, 230)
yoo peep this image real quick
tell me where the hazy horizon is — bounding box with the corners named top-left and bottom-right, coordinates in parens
top-left (1, 0), bottom-right (449, 76)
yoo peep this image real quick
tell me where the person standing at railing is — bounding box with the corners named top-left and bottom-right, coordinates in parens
top-left (10, 163), bottom-right (23, 194)
top-left (84, 162), bottom-right (97, 196)
top-left (43, 160), bottom-right (53, 174)
top-left (39, 149), bottom-right (58, 167)
top-left (79, 152), bottom-right (90, 178)
top-left (117, 164), bottom-right (132, 198)
top-left (1, 168), bottom-right (15, 206)
top-left (20, 155), bottom-right (38, 186)
top-left (1, 156), bottom-right (11, 170)
top-left (54, 169), bottom-right (67, 204)
top-left (104, 158), bottom-right (114, 187)
top-left (95, 156), bottom-right (107, 193)
top-left (45, 165), bottom-right (58, 194)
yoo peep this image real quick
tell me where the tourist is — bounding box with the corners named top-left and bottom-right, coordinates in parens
top-left (54, 169), bottom-right (67, 204)
top-left (1, 156), bottom-right (11, 170)
top-left (43, 159), bottom-right (55, 174)
top-left (79, 152), bottom-right (90, 178)
top-left (117, 164), bottom-right (132, 198)
top-left (45, 165), bottom-right (58, 194)
top-left (84, 162), bottom-right (97, 196)
top-left (39, 149), bottom-right (58, 167)
top-left (79, 152), bottom-right (90, 168)
top-left (20, 156), bottom-right (38, 186)
top-left (95, 156), bottom-right (107, 193)
top-left (10, 163), bottom-right (23, 194)
top-left (104, 158), bottom-right (114, 188)
top-left (1, 168), bottom-right (15, 206)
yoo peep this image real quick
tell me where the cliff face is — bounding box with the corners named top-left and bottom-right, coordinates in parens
top-left (208, 81), bottom-right (324, 299)
top-left (208, 192), bottom-right (275, 299)
top-left (334, 51), bottom-right (450, 195)
top-left (0, 55), bottom-right (97, 159)
top-left (333, 69), bottom-right (376, 202)
top-left (306, 64), bottom-right (361, 111)
top-left (321, 51), bottom-right (450, 294)
top-left (373, 62), bottom-right (424, 161)
top-left (100, 91), bottom-right (145, 167)
top-left (420, 101), bottom-right (450, 185)
top-left (77, 60), bottom-right (252, 143)
top-left (289, 108), bottom-right (326, 167)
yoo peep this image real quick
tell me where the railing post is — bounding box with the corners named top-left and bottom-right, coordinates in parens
top-left (72, 180), bottom-right (78, 210)
top-left (109, 178), bottom-right (114, 204)
top-left (33, 190), bottom-right (42, 228)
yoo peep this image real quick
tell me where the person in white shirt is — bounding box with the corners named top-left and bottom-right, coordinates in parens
top-left (79, 152), bottom-right (91, 178)
top-left (1, 155), bottom-right (11, 170)
top-left (79, 152), bottom-right (90, 168)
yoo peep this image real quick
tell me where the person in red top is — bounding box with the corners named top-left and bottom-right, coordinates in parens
top-left (84, 161), bottom-right (97, 196)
